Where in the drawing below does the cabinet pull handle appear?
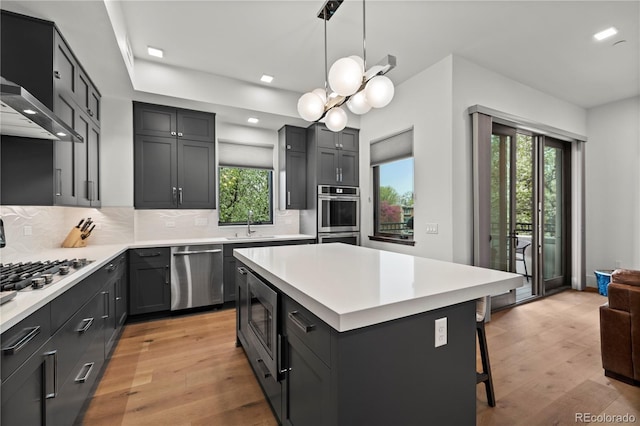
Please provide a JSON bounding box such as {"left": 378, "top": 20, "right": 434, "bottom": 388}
{"left": 2, "top": 326, "right": 41, "bottom": 355}
{"left": 44, "top": 350, "right": 58, "bottom": 399}
{"left": 165, "top": 265, "right": 170, "bottom": 285}
{"left": 76, "top": 317, "right": 94, "bottom": 333}
{"left": 278, "top": 334, "right": 290, "bottom": 376}
{"left": 101, "top": 291, "right": 110, "bottom": 319}
{"left": 340, "top": 143, "right": 344, "bottom": 148}
{"left": 137, "top": 252, "right": 161, "bottom": 257}
{"left": 53, "top": 70, "right": 61, "bottom": 79}
{"left": 173, "top": 249, "right": 221, "bottom": 256}
{"left": 178, "top": 187, "right": 183, "bottom": 205}
{"left": 87, "top": 180, "right": 94, "bottom": 201}
{"left": 288, "top": 311, "right": 315, "bottom": 333}
{"left": 287, "top": 191, "right": 291, "bottom": 206}
{"left": 87, "top": 109, "right": 94, "bottom": 117}
{"left": 74, "top": 362, "right": 95, "bottom": 383}
{"left": 177, "top": 132, "right": 183, "bottom": 137}
{"left": 336, "top": 168, "right": 340, "bottom": 182}
{"left": 55, "top": 169, "right": 62, "bottom": 196}
{"left": 237, "top": 267, "right": 248, "bottom": 275}
{"left": 256, "top": 358, "right": 271, "bottom": 378}
{"left": 287, "top": 144, "right": 291, "bottom": 150}
{"left": 171, "top": 131, "right": 177, "bottom": 136}
{"left": 339, "top": 168, "right": 343, "bottom": 182}
{"left": 106, "top": 263, "right": 115, "bottom": 272}
{"left": 172, "top": 186, "right": 177, "bottom": 203}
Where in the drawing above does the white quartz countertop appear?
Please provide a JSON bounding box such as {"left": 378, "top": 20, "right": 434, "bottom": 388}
{"left": 234, "top": 243, "right": 522, "bottom": 332}
{"left": 0, "top": 234, "right": 315, "bottom": 334}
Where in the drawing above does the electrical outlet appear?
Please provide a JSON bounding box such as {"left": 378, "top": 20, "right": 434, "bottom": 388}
{"left": 426, "top": 223, "right": 439, "bottom": 234}
{"left": 23, "top": 225, "right": 32, "bottom": 236}
{"left": 435, "top": 317, "right": 447, "bottom": 347}
{"left": 165, "top": 221, "right": 176, "bottom": 228}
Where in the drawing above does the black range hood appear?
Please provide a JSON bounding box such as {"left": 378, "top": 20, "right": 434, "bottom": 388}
{"left": 0, "top": 77, "right": 83, "bottom": 143}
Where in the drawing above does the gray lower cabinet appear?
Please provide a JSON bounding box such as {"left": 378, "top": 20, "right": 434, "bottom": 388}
{"left": 104, "top": 254, "right": 127, "bottom": 356}
{"left": 129, "top": 248, "right": 171, "bottom": 315}
{"left": 237, "top": 263, "right": 476, "bottom": 426}
{"left": 1, "top": 253, "right": 127, "bottom": 426}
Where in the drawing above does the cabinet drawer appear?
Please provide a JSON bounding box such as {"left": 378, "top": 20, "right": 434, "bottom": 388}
{"left": 53, "top": 290, "right": 105, "bottom": 387}
{"left": 51, "top": 265, "right": 107, "bottom": 333}
{"left": 284, "top": 297, "right": 331, "bottom": 366}
{"left": 129, "top": 247, "right": 170, "bottom": 264}
{"left": 1, "top": 304, "right": 52, "bottom": 382}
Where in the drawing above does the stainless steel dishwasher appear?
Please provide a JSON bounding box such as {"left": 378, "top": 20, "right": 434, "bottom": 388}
{"left": 170, "top": 244, "right": 223, "bottom": 310}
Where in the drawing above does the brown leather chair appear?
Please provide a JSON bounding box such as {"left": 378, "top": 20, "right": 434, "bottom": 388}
{"left": 600, "top": 269, "right": 640, "bottom": 386}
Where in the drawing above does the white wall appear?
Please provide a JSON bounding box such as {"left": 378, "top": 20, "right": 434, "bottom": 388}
{"left": 359, "top": 55, "right": 454, "bottom": 261}
{"left": 358, "top": 54, "right": 589, "bottom": 267}
{"left": 585, "top": 96, "right": 640, "bottom": 280}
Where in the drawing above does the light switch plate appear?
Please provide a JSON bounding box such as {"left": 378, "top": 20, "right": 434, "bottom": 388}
{"left": 426, "top": 223, "right": 438, "bottom": 234}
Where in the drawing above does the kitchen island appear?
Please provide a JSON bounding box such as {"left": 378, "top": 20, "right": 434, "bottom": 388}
{"left": 234, "top": 243, "right": 521, "bottom": 425}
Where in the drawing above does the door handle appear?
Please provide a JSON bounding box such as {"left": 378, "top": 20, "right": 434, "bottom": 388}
{"left": 173, "top": 249, "right": 222, "bottom": 255}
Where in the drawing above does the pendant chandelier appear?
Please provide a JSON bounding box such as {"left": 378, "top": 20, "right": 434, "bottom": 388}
{"left": 297, "top": 0, "right": 396, "bottom": 132}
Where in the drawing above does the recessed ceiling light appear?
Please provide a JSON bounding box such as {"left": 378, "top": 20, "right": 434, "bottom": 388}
{"left": 594, "top": 27, "right": 618, "bottom": 41}
{"left": 56, "top": 132, "right": 66, "bottom": 137}
{"left": 23, "top": 109, "right": 36, "bottom": 115}
{"left": 147, "top": 46, "right": 164, "bottom": 58}
{"left": 260, "top": 74, "right": 274, "bottom": 83}
{"left": 247, "top": 117, "right": 259, "bottom": 124}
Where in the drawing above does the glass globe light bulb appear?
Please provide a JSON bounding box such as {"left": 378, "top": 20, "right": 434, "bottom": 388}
{"left": 328, "top": 57, "right": 363, "bottom": 97}
{"left": 297, "top": 92, "right": 325, "bottom": 121}
{"left": 365, "top": 75, "right": 395, "bottom": 108}
{"left": 312, "top": 88, "right": 327, "bottom": 104}
{"left": 346, "top": 90, "right": 371, "bottom": 115}
{"left": 325, "top": 107, "right": 348, "bottom": 132}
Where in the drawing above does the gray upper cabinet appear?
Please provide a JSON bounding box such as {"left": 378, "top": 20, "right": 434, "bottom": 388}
{"left": 308, "top": 124, "right": 359, "bottom": 187}
{"left": 133, "top": 102, "right": 216, "bottom": 209}
{"left": 0, "top": 11, "right": 101, "bottom": 207}
{"left": 279, "top": 125, "right": 307, "bottom": 210}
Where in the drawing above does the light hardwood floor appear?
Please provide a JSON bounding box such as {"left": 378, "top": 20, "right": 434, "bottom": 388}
{"left": 83, "top": 290, "right": 640, "bottom": 425}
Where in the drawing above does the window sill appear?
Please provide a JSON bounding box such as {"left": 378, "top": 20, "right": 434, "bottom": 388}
{"left": 368, "top": 235, "right": 415, "bottom": 246}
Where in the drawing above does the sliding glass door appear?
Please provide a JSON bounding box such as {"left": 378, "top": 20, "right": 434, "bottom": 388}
{"left": 473, "top": 113, "right": 572, "bottom": 310}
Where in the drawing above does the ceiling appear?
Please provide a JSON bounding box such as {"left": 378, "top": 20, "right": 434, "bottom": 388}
{"left": 2, "top": 1, "right": 639, "bottom": 130}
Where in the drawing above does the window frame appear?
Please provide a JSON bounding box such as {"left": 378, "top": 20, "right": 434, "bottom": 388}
{"left": 217, "top": 166, "right": 274, "bottom": 226}
{"left": 370, "top": 158, "right": 415, "bottom": 246}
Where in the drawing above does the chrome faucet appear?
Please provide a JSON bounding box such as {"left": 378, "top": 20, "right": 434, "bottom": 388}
{"left": 247, "top": 210, "right": 256, "bottom": 237}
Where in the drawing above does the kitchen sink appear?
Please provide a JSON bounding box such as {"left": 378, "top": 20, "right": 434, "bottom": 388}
{"left": 225, "top": 235, "right": 276, "bottom": 241}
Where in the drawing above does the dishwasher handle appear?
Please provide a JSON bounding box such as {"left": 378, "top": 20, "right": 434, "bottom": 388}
{"left": 173, "top": 249, "right": 222, "bottom": 256}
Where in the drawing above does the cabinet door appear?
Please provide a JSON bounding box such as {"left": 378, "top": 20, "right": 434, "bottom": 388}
{"left": 115, "top": 258, "right": 128, "bottom": 329}
{"left": 317, "top": 148, "right": 340, "bottom": 185}
{"left": 104, "top": 279, "right": 118, "bottom": 356}
{"left": 283, "top": 333, "right": 332, "bottom": 426}
{"left": 316, "top": 125, "right": 339, "bottom": 149}
{"left": 129, "top": 261, "right": 171, "bottom": 315}
{"left": 53, "top": 30, "right": 77, "bottom": 102}
{"left": 76, "top": 69, "right": 101, "bottom": 127}
{"left": 223, "top": 256, "right": 237, "bottom": 303}
{"left": 339, "top": 128, "right": 359, "bottom": 152}
{"left": 133, "top": 103, "right": 177, "bottom": 138}
{"left": 176, "top": 139, "right": 216, "bottom": 209}
{"left": 285, "top": 150, "right": 307, "bottom": 209}
{"left": 284, "top": 126, "right": 306, "bottom": 152}
{"left": 75, "top": 112, "right": 91, "bottom": 207}
{"left": 88, "top": 85, "right": 101, "bottom": 127}
{"left": 177, "top": 109, "right": 215, "bottom": 142}
{"left": 53, "top": 94, "right": 78, "bottom": 206}
{"left": 339, "top": 151, "right": 359, "bottom": 186}
{"left": 134, "top": 135, "right": 178, "bottom": 208}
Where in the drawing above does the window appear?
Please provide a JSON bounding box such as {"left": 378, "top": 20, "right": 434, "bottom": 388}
{"left": 370, "top": 128, "right": 414, "bottom": 245}
{"left": 218, "top": 140, "right": 274, "bottom": 225}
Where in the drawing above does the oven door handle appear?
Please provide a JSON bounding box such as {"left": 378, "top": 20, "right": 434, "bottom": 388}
{"left": 318, "top": 195, "right": 360, "bottom": 201}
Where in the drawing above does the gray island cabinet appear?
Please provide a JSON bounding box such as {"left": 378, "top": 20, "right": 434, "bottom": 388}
{"left": 234, "top": 243, "right": 521, "bottom": 426}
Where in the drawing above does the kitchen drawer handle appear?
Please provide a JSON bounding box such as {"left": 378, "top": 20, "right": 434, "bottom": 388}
{"left": 171, "top": 131, "right": 177, "bottom": 136}
{"left": 173, "top": 249, "right": 221, "bottom": 256}
{"left": 2, "top": 326, "right": 41, "bottom": 355}
{"left": 177, "top": 132, "right": 183, "bottom": 137}
{"left": 102, "top": 291, "right": 110, "bottom": 319}
{"left": 178, "top": 187, "right": 183, "bottom": 205}
{"left": 256, "top": 359, "right": 271, "bottom": 378}
{"left": 74, "top": 362, "right": 95, "bottom": 383}
{"left": 44, "top": 350, "right": 58, "bottom": 399}
{"left": 165, "top": 265, "right": 170, "bottom": 285}
{"left": 288, "top": 311, "right": 315, "bottom": 333}
{"left": 53, "top": 70, "right": 61, "bottom": 79}
{"left": 137, "top": 252, "right": 161, "bottom": 257}
{"left": 76, "top": 317, "right": 94, "bottom": 333}
{"left": 237, "top": 267, "right": 248, "bottom": 275}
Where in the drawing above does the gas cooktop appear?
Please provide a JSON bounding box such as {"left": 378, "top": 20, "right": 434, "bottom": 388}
{"left": 0, "top": 258, "right": 93, "bottom": 304}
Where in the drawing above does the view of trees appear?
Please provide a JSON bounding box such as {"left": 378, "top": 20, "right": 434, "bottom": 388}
{"left": 378, "top": 185, "right": 414, "bottom": 224}
{"left": 219, "top": 167, "right": 272, "bottom": 224}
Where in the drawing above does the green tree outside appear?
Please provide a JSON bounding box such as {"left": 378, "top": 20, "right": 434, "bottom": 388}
{"left": 219, "top": 167, "right": 272, "bottom": 224}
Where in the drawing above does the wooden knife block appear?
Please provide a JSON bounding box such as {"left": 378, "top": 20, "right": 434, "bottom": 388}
{"left": 61, "top": 228, "right": 87, "bottom": 248}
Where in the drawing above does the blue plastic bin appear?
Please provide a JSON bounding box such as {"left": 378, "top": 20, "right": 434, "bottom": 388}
{"left": 594, "top": 270, "right": 614, "bottom": 296}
